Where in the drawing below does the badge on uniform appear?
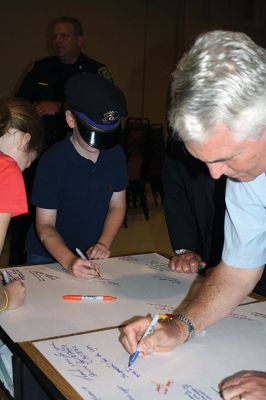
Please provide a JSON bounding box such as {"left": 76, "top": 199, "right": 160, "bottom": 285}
{"left": 98, "top": 67, "right": 113, "bottom": 82}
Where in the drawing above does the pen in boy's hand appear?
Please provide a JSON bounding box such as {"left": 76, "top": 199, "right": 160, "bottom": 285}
{"left": 76, "top": 247, "right": 87, "bottom": 260}
{"left": 75, "top": 248, "right": 101, "bottom": 277}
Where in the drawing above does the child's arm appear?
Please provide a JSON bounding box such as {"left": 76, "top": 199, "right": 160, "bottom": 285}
{"left": 36, "top": 207, "right": 99, "bottom": 279}
{"left": 86, "top": 190, "right": 126, "bottom": 259}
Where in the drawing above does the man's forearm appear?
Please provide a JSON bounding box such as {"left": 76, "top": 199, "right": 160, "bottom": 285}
{"left": 181, "top": 262, "right": 263, "bottom": 334}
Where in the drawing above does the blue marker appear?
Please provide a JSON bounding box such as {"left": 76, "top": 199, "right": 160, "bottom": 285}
{"left": 128, "top": 314, "right": 160, "bottom": 367}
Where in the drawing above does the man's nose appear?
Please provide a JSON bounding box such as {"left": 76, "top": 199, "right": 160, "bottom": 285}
{"left": 53, "top": 34, "right": 61, "bottom": 43}
{"left": 207, "top": 162, "right": 226, "bottom": 179}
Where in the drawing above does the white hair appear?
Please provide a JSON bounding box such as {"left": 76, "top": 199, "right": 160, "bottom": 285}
{"left": 168, "top": 30, "right": 266, "bottom": 142}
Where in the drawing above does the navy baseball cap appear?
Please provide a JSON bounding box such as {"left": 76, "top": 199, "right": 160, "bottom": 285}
{"left": 65, "top": 73, "right": 127, "bottom": 149}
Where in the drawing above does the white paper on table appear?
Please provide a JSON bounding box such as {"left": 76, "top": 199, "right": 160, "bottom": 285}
{"left": 34, "top": 303, "right": 266, "bottom": 400}
{"left": 0, "top": 254, "right": 199, "bottom": 342}
{"left": 231, "top": 300, "right": 266, "bottom": 323}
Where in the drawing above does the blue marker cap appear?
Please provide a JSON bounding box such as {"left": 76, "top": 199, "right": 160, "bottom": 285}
{"left": 128, "top": 350, "right": 140, "bottom": 367}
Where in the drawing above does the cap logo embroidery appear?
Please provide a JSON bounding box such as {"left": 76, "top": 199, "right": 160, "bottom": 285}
{"left": 102, "top": 110, "right": 119, "bottom": 123}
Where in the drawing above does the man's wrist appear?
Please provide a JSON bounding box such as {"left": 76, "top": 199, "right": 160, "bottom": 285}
{"left": 170, "top": 313, "right": 196, "bottom": 342}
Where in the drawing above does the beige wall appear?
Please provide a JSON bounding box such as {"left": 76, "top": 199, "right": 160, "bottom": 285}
{"left": 0, "top": 0, "right": 177, "bottom": 125}
{"left": 1, "top": 0, "right": 266, "bottom": 126}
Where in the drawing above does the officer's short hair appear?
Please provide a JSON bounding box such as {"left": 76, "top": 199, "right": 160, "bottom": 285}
{"left": 53, "top": 16, "right": 83, "bottom": 37}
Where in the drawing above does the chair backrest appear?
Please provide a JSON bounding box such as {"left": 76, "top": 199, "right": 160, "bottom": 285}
{"left": 143, "top": 123, "right": 165, "bottom": 180}
{"left": 123, "top": 117, "right": 150, "bottom": 181}
{"left": 127, "top": 154, "right": 143, "bottom": 181}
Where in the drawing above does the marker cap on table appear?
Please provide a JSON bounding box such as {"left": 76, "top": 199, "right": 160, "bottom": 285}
{"left": 63, "top": 295, "right": 116, "bottom": 301}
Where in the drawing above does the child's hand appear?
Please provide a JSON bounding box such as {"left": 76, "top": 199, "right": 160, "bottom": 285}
{"left": 86, "top": 243, "right": 111, "bottom": 260}
{"left": 5, "top": 281, "right": 26, "bottom": 309}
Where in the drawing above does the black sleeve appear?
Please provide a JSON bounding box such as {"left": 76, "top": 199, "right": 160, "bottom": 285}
{"left": 162, "top": 155, "right": 200, "bottom": 252}
{"left": 16, "top": 63, "right": 38, "bottom": 102}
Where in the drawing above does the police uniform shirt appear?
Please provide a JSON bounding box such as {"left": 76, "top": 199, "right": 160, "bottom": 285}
{"left": 17, "top": 52, "right": 113, "bottom": 146}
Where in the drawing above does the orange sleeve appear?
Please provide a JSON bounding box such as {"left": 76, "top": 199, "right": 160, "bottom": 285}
{"left": 0, "top": 153, "right": 28, "bottom": 217}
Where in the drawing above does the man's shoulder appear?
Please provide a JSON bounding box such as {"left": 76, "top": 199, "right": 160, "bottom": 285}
{"left": 78, "top": 53, "right": 113, "bottom": 82}
{"left": 28, "top": 56, "right": 60, "bottom": 72}
{"left": 78, "top": 52, "right": 105, "bottom": 67}
{"left": 227, "top": 173, "right": 266, "bottom": 190}
{"left": 226, "top": 173, "right": 266, "bottom": 206}
{"left": 35, "top": 55, "right": 59, "bottom": 65}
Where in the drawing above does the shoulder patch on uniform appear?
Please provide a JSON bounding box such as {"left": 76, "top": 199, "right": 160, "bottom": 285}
{"left": 98, "top": 66, "right": 113, "bottom": 82}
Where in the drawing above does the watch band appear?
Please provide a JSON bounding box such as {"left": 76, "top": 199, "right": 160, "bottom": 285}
{"left": 171, "top": 313, "right": 196, "bottom": 342}
{"left": 174, "top": 249, "right": 190, "bottom": 255}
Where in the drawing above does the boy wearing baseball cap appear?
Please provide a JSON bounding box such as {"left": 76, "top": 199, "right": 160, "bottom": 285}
{"left": 26, "top": 73, "right": 128, "bottom": 279}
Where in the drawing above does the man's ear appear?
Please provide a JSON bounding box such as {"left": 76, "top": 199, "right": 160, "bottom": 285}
{"left": 17, "top": 132, "right": 31, "bottom": 151}
{"left": 65, "top": 110, "right": 76, "bottom": 128}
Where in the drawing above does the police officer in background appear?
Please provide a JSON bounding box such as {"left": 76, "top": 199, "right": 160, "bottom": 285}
{"left": 10, "top": 16, "right": 113, "bottom": 265}
{"left": 16, "top": 16, "right": 113, "bottom": 147}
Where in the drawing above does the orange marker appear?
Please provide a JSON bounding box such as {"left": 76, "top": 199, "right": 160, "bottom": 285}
{"left": 63, "top": 295, "right": 116, "bottom": 301}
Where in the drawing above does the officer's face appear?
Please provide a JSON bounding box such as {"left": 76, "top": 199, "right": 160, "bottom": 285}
{"left": 52, "top": 22, "right": 83, "bottom": 64}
